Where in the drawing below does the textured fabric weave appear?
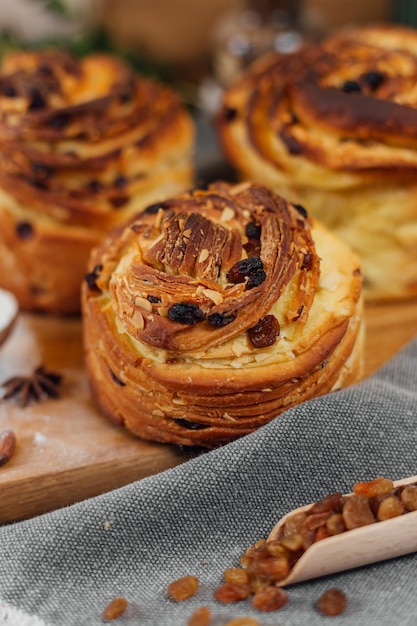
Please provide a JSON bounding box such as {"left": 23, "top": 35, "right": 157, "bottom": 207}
{"left": 0, "top": 337, "right": 416, "bottom": 625}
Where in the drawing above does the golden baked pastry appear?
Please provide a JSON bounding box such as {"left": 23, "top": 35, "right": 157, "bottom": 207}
{"left": 216, "top": 24, "right": 417, "bottom": 301}
{"left": 0, "top": 49, "right": 194, "bottom": 314}
{"left": 82, "top": 181, "right": 363, "bottom": 448}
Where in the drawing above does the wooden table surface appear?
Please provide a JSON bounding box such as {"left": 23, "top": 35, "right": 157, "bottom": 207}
{"left": 0, "top": 299, "right": 416, "bottom": 525}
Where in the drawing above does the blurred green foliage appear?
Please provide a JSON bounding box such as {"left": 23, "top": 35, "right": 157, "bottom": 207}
{"left": 0, "top": 0, "right": 174, "bottom": 84}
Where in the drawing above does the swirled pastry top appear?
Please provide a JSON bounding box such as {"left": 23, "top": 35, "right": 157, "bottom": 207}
{"left": 217, "top": 24, "right": 417, "bottom": 188}
{"left": 83, "top": 181, "right": 363, "bottom": 446}
{"left": 0, "top": 48, "right": 194, "bottom": 230}
{"left": 86, "top": 181, "right": 324, "bottom": 356}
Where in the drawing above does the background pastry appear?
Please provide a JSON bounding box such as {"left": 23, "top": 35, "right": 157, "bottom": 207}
{"left": 216, "top": 24, "right": 417, "bottom": 302}
{"left": 82, "top": 181, "right": 363, "bottom": 448}
{"left": 0, "top": 49, "right": 194, "bottom": 314}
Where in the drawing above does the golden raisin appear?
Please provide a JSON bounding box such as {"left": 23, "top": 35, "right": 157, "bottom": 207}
{"left": 252, "top": 585, "right": 288, "bottom": 612}
{"left": 187, "top": 606, "right": 211, "bottom": 626}
{"left": 266, "top": 540, "right": 289, "bottom": 558}
{"left": 314, "top": 525, "right": 331, "bottom": 542}
{"left": 240, "top": 539, "right": 266, "bottom": 568}
{"left": 326, "top": 513, "right": 346, "bottom": 536}
{"left": 377, "top": 495, "right": 404, "bottom": 521}
{"left": 102, "top": 597, "right": 128, "bottom": 621}
{"left": 279, "top": 533, "right": 304, "bottom": 552}
{"left": 224, "top": 567, "right": 249, "bottom": 585}
{"left": 304, "top": 511, "right": 332, "bottom": 531}
{"left": 342, "top": 494, "right": 375, "bottom": 529}
{"left": 282, "top": 512, "right": 307, "bottom": 537}
{"left": 353, "top": 477, "right": 393, "bottom": 498}
{"left": 309, "top": 493, "right": 342, "bottom": 514}
{"left": 215, "top": 582, "right": 251, "bottom": 603}
{"left": 225, "top": 618, "right": 259, "bottom": 626}
{"left": 168, "top": 575, "right": 199, "bottom": 601}
{"left": 316, "top": 588, "right": 347, "bottom": 616}
{"left": 249, "top": 556, "right": 290, "bottom": 582}
{"left": 401, "top": 485, "right": 417, "bottom": 511}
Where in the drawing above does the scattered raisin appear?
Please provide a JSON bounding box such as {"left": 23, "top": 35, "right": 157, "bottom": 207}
{"left": 376, "top": 495, "right": 404, "bottom": 521}
{"left": 143, "top": 201, "right": 169, "bottom": 214}
{"left": 342, "top": 494, "right": 375, "bottom": 530}
{"left": 175, "top": 419, "right": 209, "bottom": 431}
{"left": 147, "top": 295, "right": 161, "bottom": 303}
{"left": 208, "top": 311, "right": 236, "bottom": 327}
{"left": 48, "top": 112, "right": 70, "bottom": 129}
{"left": 293, "top": 203, "right": 308, "bottom": 218}
{"left": 248, "top": 315, "right": 280, "bottom": 348}
{"left": 102, "top": 596, "right": 128, "bottom": 621}
{"left": 246, "top": 270, "right": 266, "bottom": 289}
{"left": 401, "top": 485, "right": 417, "bottom": 511}
{"left": 1, "top": 83, "right": 17, "bottom": 98}
{"left": 109, "top": 196, "right": 129, "bottom": 209}
{"left": 227, "top": 257, "right": 264, "bottom": 284}
{"left": 301, "top": 251, "right": 313, "bottom": 270}
{"left": 16, "top": 221, "right": 34, "bottom": 240}
{"left": 85, "top": 264, "right": 103, "bottom": 292}
{"left": 353, "top": 477, "right": 393, "bottom": 498}
{"left": 32, "top": 162, "right": 54, "bottom": 179}
{"left": 28, "top": 88, "right": 46, "bottom": 110}
{"left": 168, "top": 302, "right": 206, "bottom": 325}
{"left": 188, "top": 606, "right": 211, "bottom": 626}
{"left": 109, "top": 369, "right": 126, "bottom": 387}
{"left": 245, "top": 221, "right": 261, "bottom": 240}
{"left": 316, "top": 588, "right": 347, "bottom": 616}
{"left": 250, "top": 555, "right": 290, "bottom": 582}
{"left": 341, "top": 80, "right": 361, "bottom": 93}
{"left": 280, "top": 130, "right": 303, "bottom": 154}
{"left": 119, "top": 91, "right": 132, "bottom": 104}
{"left": 279, "top": 532, "right": 304, "bottom": 552}
{"left": 309, "top": 493, "right": 343, "bottom": 514}
{"left": 215, "top": 582, "right": 251, "bottom": 603}
{"left": 223, "top": 568, "right": 249, "bottom": 585}
{"left": 114, "top": 175, "right": 128, "bottom": 188}
{"left": 252, "top": 586, "right": 288, "bottom": 612}
{"left": 192, "top": 180, "right": 209, "bottom": 191}
{"left": 223, "top": 106, "right": 237, "bottom": 121}
{"left": 225, "top": 618, "right": 259, "bottom": 626}
{"left": 303, "top": 511, "right": 332, "bottom": 531}
{"left": 168, "top": 575, "right": 199, "bottom": 601}
{"left": 362, "top": 70, "right": 384, "bottom": 90}
{"left": 326, "top": 513, "right": 346, "bottom": 536}
{"left": 88, "top": 179, "right": 104, "bottom": 193}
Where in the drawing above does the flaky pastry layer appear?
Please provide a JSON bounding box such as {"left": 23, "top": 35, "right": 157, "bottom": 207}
{"left": 216, "top": 24, "right": 417, "bottom": 301}
{"left": 82, "top": 181, "right": 363, "bottom": 447}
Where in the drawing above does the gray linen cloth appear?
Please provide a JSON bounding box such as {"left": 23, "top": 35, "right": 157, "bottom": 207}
{"left": 0, "top": 337, "right": 417, "bottom": 626}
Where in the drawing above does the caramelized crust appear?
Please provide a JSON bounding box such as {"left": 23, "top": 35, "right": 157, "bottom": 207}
{"left": 217, "top": 24, "right": 417, "bottom": 301}
{"left": 82, "top": 182, "right": 363, "bottom": 447}
{"left": 0, "top": 49, "right": 194, "bottom": 313}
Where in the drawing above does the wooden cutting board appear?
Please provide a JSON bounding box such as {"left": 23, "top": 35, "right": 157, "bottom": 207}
{"left": 1, "top": 300, "right": 417, "bottom": 524}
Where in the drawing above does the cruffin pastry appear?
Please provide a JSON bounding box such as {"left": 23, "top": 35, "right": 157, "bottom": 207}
{"left": 0, "top": 48, "right": 194, "bottom": 314}
{"left": 216, "top": 24, "right": 417, "bottom": 301}
{"left": 82, "top": 181, "right": 363, "bottom": 447}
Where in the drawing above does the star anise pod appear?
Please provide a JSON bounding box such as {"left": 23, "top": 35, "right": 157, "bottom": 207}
{"left": 0, "top": 365, "right": 62, "bottom": 408}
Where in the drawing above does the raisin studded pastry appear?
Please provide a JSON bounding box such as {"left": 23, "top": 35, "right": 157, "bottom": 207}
{"left": 82, "top": 181, "right": 363, "bottom": 448}
{"left": 0, "top": 49, "right": 194, "bottom": 314}
{"left": 216, "top": 24, "right": 417, "bottom": 301}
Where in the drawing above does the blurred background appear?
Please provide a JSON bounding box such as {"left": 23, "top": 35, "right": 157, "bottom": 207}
{"left": 1, "top": 0, "right": 413, "bottom": 180}
{"left": 0, "top": 0, "right": 415, "bottom": 111}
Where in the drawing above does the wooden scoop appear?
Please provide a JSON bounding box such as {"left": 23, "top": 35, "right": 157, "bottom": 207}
{"left": 0, "top": 288, "right": 19, "bottom": 348}
{"left": 267, "top": 475, "right": 417, "bottom": 586}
